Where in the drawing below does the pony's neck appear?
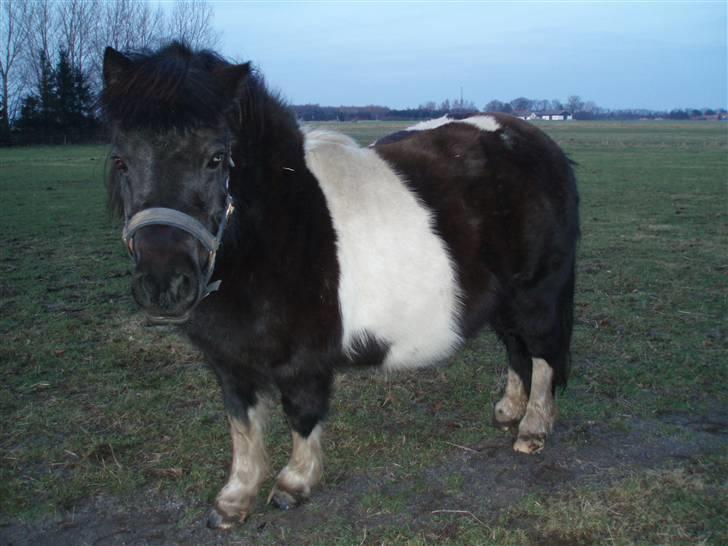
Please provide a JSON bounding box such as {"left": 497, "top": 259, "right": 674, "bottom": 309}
{"left": 224, "top": 79, "right": 331, "bottom": 278}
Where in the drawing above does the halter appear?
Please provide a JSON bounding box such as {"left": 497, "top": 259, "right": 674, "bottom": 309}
{"left": 121, "top": 173, "right": 235, "bottom": 310}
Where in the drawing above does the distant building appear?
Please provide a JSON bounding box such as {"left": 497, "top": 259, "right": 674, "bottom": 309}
{"left": 540, "top": 111, "right": 573, "bottom": 121}
{"left": 511, "top": 110, "right": 573, "bottom": 121}
{"left": 511, "top": 110, "right": 538, "bottom": 120}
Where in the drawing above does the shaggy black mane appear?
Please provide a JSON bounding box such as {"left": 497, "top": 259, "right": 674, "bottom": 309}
{"left": 102, "top": 41, "right": 241, "bottom": 131}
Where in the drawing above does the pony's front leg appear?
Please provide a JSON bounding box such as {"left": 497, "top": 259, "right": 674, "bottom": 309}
{"left": 268, "top": 370, "right": 332, "bottom": 510}
{"left": 206, "top": 365, "right": 268, "bottom": 529}
{"left": 208, "top": 404, "right": 267, "bottom": 528}
{"left": 268, "top": 424, "right": 324, "bottom": 509}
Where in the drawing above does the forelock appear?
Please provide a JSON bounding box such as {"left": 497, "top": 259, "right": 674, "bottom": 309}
{"left": 101, "top": 42, "right": 234, "bottom": 132}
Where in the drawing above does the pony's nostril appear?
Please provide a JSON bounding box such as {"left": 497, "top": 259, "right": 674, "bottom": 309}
{"left": 142, "top": 275, "right": 158, "bottom": 300}
{"left": 132, "top": 272, "right": 160, "bottom": 308}
{"left": 169, "top": 273, "right": 194, "bottom": 302}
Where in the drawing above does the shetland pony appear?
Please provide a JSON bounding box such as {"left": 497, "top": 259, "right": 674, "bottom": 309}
{"left": 101, "top": 42, "right": 579, "bottom": 528}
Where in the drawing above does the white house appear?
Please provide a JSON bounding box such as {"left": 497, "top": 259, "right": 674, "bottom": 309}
{"left": 540, "top": 111, "right": 573, "bottom": 121}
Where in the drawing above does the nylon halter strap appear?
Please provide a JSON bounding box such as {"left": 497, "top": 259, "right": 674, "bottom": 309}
{"left": 121, "top": 173, "right": 235, "bottom": 305}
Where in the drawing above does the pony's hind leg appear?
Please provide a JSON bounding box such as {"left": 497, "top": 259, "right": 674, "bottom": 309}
{"left": 268, "top": 369, "right": 332, "bottom": 510}
{"left": 493, "top": 335, "right": 531, "bottom": 430}
{"left": 496, "top": 267, "right": 574, "bottom": 454}
{"left": 513, "top": 357, "right": 556, "bottom": 453}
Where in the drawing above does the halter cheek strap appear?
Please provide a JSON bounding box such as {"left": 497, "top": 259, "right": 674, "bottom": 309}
{"left": 122, "top": 178, "right": 235, "bottom": 304}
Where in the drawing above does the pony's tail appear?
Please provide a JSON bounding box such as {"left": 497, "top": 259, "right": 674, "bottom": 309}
{"left": 553, "top": 257, "right": 576, "bottom": 392}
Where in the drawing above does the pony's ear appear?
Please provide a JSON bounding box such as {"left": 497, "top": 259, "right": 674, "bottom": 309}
{"left": 215, "top": 62, "right": 251, "bottom": 101}
{"left": 103, "top": 47, "right": 133, "bottom": 88}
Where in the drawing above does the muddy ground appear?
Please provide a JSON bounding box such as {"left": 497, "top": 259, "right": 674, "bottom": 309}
{"left": 2, "top": 410, "right": 725, "bottom": 546}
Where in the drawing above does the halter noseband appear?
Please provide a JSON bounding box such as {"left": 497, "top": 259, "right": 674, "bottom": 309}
{"left": 121, "top": 176, "right": 235, "bottom": 309}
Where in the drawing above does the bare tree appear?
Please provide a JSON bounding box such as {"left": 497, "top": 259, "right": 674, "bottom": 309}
{"left": 583, "top": 101, "right": 598, "bottom": 113}
{"left": 532, "top": 99, "right": 549, "bottom": 112}
{"left": 566, "top": 95, "right": 584, "bottom": 114}
{"left": 484, "top": 99, "right": 505, "bottom": 112}
{"left": 166, "top": 0, "right": 220, "bottom": 49}
{"left": 89, "top": 0, "right": 165, "bottom": 88}
{"left": 510, "top": 97, "right": 532, "bottom": 112}
{"left": 0, "top": 0, "right": 30, "bottom": 137}
{"left": 95, "top": 0, "right": 164, "bottom": 52}
{"left": 451, "top": 97, "right": 477, "bottom": 112}
{"left": 58, "top": 0, "right": 96, "bottom": 71}
{"left": 135, "top": 2, "right": 165, "bottom": 49}
{"left": 23, "top": 0, "right": 58, "bottom": 92}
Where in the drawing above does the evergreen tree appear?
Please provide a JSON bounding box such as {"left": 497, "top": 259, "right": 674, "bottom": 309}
{"left": 16, "top": 47, "right": 97, "bottom": 142}
{"left": 55, "top": 49, "right": 76, "bottom": 130}
{"left": 16, "top": 95, "right": 41, "bottom": 131}
{"left": 16, "top": 50, "right": 54, "bottom": 138}
{"left": 37, "top": 50, "right": 55, "bottom": 135}
{"left": 72, "top": 64, "right": 93, "bottom": 128}
{"left": 0, "top": 104, "right": 8, "bottom": 145}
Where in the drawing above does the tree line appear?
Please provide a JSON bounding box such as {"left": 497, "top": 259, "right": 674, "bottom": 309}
{"left": 481, "top": 96, "right": 725, "bottom": 121}
{"left": 293, "top": 95, "right": 725, "bottom": 123}
{"left": 1, "top": 0, "right": 218, "bottom": 145}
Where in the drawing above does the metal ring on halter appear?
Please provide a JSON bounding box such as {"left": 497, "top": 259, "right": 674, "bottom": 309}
{"left": 122, "top": 177, "right": 235, "bottom": 305}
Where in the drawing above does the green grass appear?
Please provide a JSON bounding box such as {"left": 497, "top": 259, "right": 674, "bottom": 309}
{"left": 1, "top": 121, "right": 726, "bottom": 543}
{"left": 508, "top": 455, "right": 728, "bottom": 545}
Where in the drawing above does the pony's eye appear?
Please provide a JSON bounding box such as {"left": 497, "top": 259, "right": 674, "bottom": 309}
{"left": 113, "top": 157, "right": 127, "bottom": 173}
{"left": 207, "top": 152, "right": 225, "bottom": 169}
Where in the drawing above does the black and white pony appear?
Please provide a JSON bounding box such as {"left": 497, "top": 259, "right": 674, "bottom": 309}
{"left": 101, "top": 42, "right": 579, "bottom": 528}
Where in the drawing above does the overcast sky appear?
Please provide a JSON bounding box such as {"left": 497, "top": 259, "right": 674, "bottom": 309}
{"left": 212, "top": 1, "right": 727, "bottom": 111}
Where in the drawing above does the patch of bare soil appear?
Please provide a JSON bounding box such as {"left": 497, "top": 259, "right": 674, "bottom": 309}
{"left": 1, "top": 411, "right": 725, "bottom": 546}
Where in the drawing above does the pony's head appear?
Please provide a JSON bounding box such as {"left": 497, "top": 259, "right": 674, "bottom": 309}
{"left": 102, "top": 42, "right": 249, "bottom": 323}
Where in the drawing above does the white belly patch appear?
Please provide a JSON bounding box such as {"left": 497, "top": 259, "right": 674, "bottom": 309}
{"left": 303, "top": 130, "right": 463, "bottom": 369}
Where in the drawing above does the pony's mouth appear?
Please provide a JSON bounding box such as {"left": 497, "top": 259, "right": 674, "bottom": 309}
{"left": 145, "top": 311, "right": 191, "bottom": 326}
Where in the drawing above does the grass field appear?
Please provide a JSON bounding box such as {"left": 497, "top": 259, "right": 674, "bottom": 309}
{"left": 1, "top": 121, "right": 726, "bottom": 545}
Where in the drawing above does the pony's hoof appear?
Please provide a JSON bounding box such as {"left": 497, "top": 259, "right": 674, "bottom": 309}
{"left": 493, "top": 397, "right": 527, "bottom": 432}
{"left": 513, "top": 434, "right": 545, "bottom": 454}
{"left": 207, "top": 503, "right": 250, "bottom": 529}
{"left": 207, "top": 508, "right": 235, "bottom": 529}
{"left": 492, "top": 413, "right": 520, "bottom": 431}
{"left": 267, "top": 485, "right": 305, "bottom": 511}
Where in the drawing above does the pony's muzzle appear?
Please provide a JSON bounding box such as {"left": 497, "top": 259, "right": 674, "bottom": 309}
{"left": 121, "top": 194, "right": 233, "bottom": 321}
{"left": 129, "top": 226, "right": 203, "bottom": 322}
{"left": 132, "top": 269, "right": 197, "bottom": 320}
